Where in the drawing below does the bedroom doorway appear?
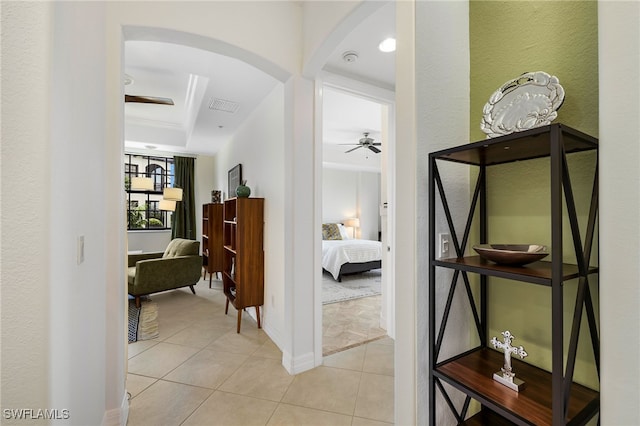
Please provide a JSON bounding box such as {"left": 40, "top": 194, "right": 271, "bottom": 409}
{"left": 319, "top": 83, "right": 395, "bottom": 356}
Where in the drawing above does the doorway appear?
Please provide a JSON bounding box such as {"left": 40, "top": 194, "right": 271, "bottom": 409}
{"left": 318, "top": 82, "right": 396, "bottom": 356}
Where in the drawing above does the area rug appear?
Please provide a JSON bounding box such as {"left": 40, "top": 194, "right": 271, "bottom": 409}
{"left": 128, "top": 298, "right": 159, "bottom": 343}
{"left": 322, "top": 269, "right": 382, "bottom": 304}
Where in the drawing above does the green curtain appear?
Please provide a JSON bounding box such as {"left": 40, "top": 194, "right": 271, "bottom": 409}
{"left": 171, "top": 156, "right": 196, "bottom": 240}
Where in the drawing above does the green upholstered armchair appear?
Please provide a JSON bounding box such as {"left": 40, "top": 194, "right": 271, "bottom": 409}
{"left": 128, "top": 238, "right": 202, "bottom": 307}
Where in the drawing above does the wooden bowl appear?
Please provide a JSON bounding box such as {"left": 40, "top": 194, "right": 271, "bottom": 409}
{"left": 472, "top": 244, "right": 548, "bottom": 266}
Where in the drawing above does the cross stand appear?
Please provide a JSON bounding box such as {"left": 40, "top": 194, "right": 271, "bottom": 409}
{"left": 490, "top": 330, "right": 528, "bottom": 392}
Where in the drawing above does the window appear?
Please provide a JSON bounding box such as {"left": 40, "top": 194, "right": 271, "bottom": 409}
{"left": 125, "top": 154, "right": 175, "bottom": 230}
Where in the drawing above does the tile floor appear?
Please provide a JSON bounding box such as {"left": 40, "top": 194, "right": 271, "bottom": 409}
{"left": 126, "top": 278, "right": 394, "bottom": 426}
{"left": 322, "top": 294, "right": 387, "bottom": 356}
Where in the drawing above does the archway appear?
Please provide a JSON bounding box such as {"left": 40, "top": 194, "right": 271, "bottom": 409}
{"left": 120, "top": 23, "right": 293, "bottom": 399}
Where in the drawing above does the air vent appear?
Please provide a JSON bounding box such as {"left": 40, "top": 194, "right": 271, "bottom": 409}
{"left": 209, "top": 98, "right": 240, "bottom": 113}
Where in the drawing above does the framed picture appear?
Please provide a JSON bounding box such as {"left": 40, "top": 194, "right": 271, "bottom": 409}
{"left": 228, "top": 164, "right": 242, "bottom": 198}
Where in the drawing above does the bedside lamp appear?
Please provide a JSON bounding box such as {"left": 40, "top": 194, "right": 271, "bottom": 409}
{"left": 344, "top": 217, "right": 360, "bottom": 239}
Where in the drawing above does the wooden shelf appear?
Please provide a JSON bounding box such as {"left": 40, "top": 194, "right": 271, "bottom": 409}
{"left": 433, "top": 257, "right": 598, "bottom": 286}
{"left": 202, "top": 203, "right": 224, "bottom": 287}
{"left": 430, "top": 124, "right": 597, "bottom": 167}
{"left": 436, "top": 349, "right": 599, "bottom": 426}
{"left": 461, "top": 408, "right": 517, "bottom": 425}
{"left": 222, "top": 197, "right": 264, "bottom": 333}
{"left": 428, "top": 124, "right": 600, "bottom": 425}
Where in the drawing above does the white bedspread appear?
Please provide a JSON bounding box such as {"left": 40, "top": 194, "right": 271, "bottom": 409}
{"left": 322, "top": 239, "right": 382, "bottom": 280}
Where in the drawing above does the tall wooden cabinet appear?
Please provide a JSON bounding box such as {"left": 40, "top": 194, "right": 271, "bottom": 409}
{"left": 428, "top": 124, "right": 599, "bottom": 425}
{"left": 202, "top": 203, "right": 224, "bottom": 287}
{"left": 222, "top": 197, "right": 264, "bottom": 333}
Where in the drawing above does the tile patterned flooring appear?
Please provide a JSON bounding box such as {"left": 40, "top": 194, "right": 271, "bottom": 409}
{"left": 126, "top": 278, "right": 394, "bottom": 426}
{"left": 323, "top": 294, "right": 387, "bottom": 356}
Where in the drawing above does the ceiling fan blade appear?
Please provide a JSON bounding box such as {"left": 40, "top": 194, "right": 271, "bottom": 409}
{"left": 345, "top": 146, "right": 363, "bottom": 153}
{"left": 368, "top": 145, "right": 381, "bottom": 154}
{"left": 372, "top": 142, "right": 382, "bottom": 146}
{"left": 125, "top": 95, "right": 174, "bottom": 105}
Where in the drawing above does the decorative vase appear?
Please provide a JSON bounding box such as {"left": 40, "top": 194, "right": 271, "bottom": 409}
{"left": 236, "top": 184, "right": 251, "bottom": 198}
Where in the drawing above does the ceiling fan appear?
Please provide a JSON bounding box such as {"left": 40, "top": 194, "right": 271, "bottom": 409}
{"left": 342, "top": 132, "right": 382, "bottom": 154}
{"left": 124, "top": 74, "right": 174, "bottom": 105}
{"left": 125, "top": 94, "right": 174, "bottom": 105}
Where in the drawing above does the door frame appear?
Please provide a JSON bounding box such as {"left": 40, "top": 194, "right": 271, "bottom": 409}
{"left": 313, "top": 72, "right": 396, "bottom": 362}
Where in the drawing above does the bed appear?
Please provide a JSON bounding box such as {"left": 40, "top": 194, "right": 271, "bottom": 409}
{"left": 321, "top": 223, "right": 382, "bottom": 281}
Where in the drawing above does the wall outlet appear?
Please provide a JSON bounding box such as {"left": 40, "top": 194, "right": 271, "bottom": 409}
{"left": 438, "top": 233, "right": 450, "bottom": 259}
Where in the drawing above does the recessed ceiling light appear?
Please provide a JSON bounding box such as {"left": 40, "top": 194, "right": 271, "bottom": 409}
{"left": 378, "top": 38, "right": 396, "bottom": 53}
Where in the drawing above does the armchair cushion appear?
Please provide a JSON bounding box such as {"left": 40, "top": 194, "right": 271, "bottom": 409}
{"left": 128, "top": 239, "right": 202, "bottom": 303}
{"left": 163, "top": 238, "right": 200, "bottom": 258}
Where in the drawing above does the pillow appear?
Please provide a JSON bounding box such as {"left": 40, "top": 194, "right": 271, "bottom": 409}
{"left": 322, "top": 223, "right": 342, "bottom": 240}
{"left": 337, "top": 223, "right": 351, "bottom": 239}
{"left": 163, "top": 238, "right": 200, "bottom": 258}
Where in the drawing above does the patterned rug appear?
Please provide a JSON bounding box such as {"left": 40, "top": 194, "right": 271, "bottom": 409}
{"left": 128, "top": 298, "right": 159, "bottom": 343}
{"left": 322, "top": 269, "right": 382, "bottom": 304}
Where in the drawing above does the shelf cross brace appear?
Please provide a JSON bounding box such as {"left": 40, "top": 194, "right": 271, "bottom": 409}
{"left": 433, "top": 164, "right": 486, "bottom": 356}
{"left": 435, "top": 377, "right": 465, "bottom": 424}
{"left": 562, "top": 155, "right": 600, "bottom": 417}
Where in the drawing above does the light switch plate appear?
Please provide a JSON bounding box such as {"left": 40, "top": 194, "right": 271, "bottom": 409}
{"left": 438, "top": 233, "right": 450, "bottom": 259}
{"left": 77, "top": 235, "right": 85, "bottom": 265}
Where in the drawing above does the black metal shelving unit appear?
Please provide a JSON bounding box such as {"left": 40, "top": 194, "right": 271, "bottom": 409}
{"left": 428, "top": 123, "right": 599, "bottom": 425}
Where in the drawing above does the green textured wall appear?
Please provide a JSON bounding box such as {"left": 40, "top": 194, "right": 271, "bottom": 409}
{"left": 470, "top": 1, "right": 599, "bottom": 141}
{"left": 469, "top": 1, "right": 599, "bottom": 389}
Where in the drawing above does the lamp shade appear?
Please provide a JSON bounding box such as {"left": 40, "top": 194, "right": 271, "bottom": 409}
{"left": 163, "top": 187, "right": 183, "bottom": 201}
{"left": 131, "top": 177, "right": 154, "bottom": 191}
{"left": 159, "top": 199, "right": 176, "bottom": 211}
{"left": 344, "top": 217, "right": 360, "bottom": 228}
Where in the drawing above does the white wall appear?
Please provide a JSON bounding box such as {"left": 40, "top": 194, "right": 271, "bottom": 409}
{"left": 599, "top": 1, "right": 640, "bottom": 424}
{"left": 399, "top": 1, "right": 471, "bottom": 425}
{"left": 358, "top": 171, "right": 381, "bottom": 241}
{"left": 49, "top": 4, "right": 113, "bottom": 422}
{"left": 1, "top": 1, "right": 54, "bottom": 417}
{"left": 212, "top": 84, "right": 287, "bottom": 350}
{"left": 2, "top": 2, "right": 122, "bottom": 424}
{"left": 322, "top": 168, "right": 380, "bottom": 240}
{"left": 127, "top": 231, "right": 172, "bottom": 253}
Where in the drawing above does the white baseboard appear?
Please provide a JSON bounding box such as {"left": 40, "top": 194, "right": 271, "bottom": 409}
{"left": 261, "top": 322, "right": 283, "bottom": 350}
{"left": 282, "top": 350, "right": 315, "bottom": 375}
{"left": 102, "top": 392, "right": 129, "bottom": 426}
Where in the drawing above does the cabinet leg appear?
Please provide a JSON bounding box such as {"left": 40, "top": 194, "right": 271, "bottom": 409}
{"left": 209, "top": 273, "right": 212, "bottom": 288}
{"left": 236, "top": 309, "right": 242, "bottom": 333}
{"left": 225, "top": 298, "right": 229, "bottom": 315}
{"left": 189, "top": 285, "right": 196, "bottom": 295}
{"left": 256, "top": 305, "right": 261, "bottom": 329}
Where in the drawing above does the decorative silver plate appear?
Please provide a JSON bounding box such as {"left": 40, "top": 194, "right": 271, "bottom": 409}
{"left": 481, "top": 71, "right": 565, "bottom": 138}
{"left": 473, "top": 244, "right": 548, "bottom": 266}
